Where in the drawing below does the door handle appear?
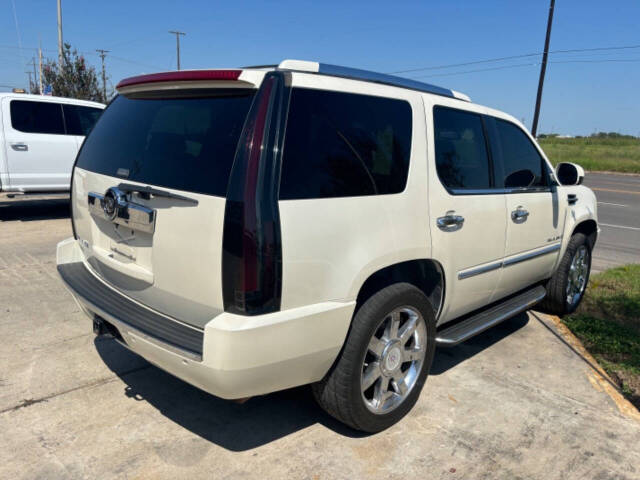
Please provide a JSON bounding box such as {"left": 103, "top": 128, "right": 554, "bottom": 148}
{"left": 511, "top": 206, "right": 529, "bottom": 223}
{"left": 437, "top": 211, "right": 465, "bottom": 232}
{"left": 10, "top": 143, "right": 28, "bottom": 152}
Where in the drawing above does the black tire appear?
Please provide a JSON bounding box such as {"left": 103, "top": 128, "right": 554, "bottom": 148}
{"left": 538, "top": 232, "right": 592, "bottom": 316}
{"left": 312, "top": 283, "right": 436, "bottom": 433}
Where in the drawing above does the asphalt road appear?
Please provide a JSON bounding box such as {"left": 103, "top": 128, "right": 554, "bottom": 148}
{"left": 583, "top": 172, "right": 640, "bottom": 273}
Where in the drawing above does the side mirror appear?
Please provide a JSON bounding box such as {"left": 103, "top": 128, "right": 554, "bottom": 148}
{"left": 555, "top": 162, "right": 584, "bottom": 186}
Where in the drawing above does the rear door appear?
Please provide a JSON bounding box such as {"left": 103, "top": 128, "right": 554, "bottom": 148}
{"left": 427, "top": 104, "right": 507, "bottom": 322}
{"left": 487, "top": 116, "right": 564, "bottom": 301}
{"left": 71, "top": 87, "right": 256, "bottom": 328}
{"left": 3, "top": 98, "right": 78, "bottom": 191}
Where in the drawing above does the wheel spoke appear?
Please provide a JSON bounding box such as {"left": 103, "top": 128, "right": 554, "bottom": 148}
{"left": 362, "top": 362, "right": 382, "bottom": 391}
{"left": 392, "top": 371, "right": 409, "bottom": 396}
{"left": 403, "top": 346, "right": 422, "bottom": 362}
{"left": 374, "top": 376, "right": 391, "bottom": 407}
{"left": 398, "top": 315, "right": 418, "bottom": 345}
{"left": 367, "top": 335, "right": 385, "bottom": 358}
{"left": 386, "top": 311, "right": 401, "bottom": 339}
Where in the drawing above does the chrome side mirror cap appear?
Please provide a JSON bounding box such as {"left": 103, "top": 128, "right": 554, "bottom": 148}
{"left": 555, "top": 162, "right": 585, "bottom": 186}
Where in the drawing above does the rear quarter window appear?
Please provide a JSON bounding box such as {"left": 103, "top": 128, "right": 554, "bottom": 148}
{"left": 279, "top": 88, "right": 412, "bottom": 199}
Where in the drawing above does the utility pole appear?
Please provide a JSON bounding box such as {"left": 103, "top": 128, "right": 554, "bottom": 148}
{"left": 531, "top": 0, "right": 555, "bottom": 138}
{"left": 169, "top": 30, "right": 186, "bottom": 70}
{"left": 57, "top": 0, "right": 63, "bottom": 66}
{"left": 96, "top": 49, "right": 110, "bottom": 101}
{"left": 26, "top": 57, "right": 37, "bottom": 92}
{"left": 38, "top": 40, "right": 43, "bottom": 94}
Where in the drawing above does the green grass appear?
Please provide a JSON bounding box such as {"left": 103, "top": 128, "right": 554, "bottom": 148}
{"left": 538, "top": 136, "right": 640, "bottom": 173}
{"left": 562, "top": 264, "right": 640, "bottom": 407}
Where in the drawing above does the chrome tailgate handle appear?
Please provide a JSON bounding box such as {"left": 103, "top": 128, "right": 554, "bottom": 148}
{"left": 437, "top": 211, "right": 465, "bottom": 232}
{"left": 511, "top": 206, "right": 530, "bottom": 223}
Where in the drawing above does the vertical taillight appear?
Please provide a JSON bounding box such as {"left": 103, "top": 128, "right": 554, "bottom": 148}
{"left": 222, "top": 72, "right": 290, "bottom": 315}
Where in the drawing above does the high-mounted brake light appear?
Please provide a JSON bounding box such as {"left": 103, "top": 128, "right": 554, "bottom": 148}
{"left": 116, "top": 69, "right": 242, "bottom": 90}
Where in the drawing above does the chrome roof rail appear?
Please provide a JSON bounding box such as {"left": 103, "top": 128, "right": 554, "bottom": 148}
{"left": 277, "top": 59, "right": 470, "bottom": 101}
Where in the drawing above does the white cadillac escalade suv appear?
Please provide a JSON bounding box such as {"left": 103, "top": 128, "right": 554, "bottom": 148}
{"left": 57, "top": 60, "right": 598, "bottom": 432}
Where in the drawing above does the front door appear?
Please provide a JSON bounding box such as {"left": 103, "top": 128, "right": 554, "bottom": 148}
{"left": 486, "top": 116, "right": 564, "bottom": 301}
{"left": 427, "top": 103, "right": 507, "bottom": 322}
{"left": 2, "top": 98, "right": 77, "bottom": 191}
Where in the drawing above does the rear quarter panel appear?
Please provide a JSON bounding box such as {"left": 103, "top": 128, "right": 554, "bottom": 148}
{"left": 278, "top": 74, "right": 431, "bottom": 310}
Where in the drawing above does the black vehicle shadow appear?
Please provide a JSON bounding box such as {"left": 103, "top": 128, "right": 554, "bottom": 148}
{"left": 431, "top": 312, "right": 529, "bottom": 375}
{"left": 94, "top": 312, "right": 529, "bottom": 451}
{"left": 94, "top": 337, "right": 367, "bottom": 452}
{"left": 0, "top": 197, "right": 70, "bottom": 221}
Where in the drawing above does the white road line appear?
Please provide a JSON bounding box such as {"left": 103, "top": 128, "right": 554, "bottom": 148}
{"left": 600, "top": 223, "right": 640, "bottom": 231}
{"left": 598, "top": 202, "right": 627, "bottom": 207}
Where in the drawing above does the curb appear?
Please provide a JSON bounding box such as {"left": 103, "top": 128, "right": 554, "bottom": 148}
{"left": 540, "top": 313, "right": 640, "bottom": 423}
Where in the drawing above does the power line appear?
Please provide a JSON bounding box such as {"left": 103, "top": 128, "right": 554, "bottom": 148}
{"left": 409, "top": 58, "right": 640, "bottom": 79}
{"left": 390, "top": 43, "right": 640, "bottom": 74}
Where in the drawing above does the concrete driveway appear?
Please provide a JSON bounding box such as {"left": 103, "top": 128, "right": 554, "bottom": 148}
{"left": 1, "top": 198, "right": 639, "bottom": 479}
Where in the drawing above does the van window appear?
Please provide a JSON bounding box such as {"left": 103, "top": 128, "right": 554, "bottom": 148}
{"left": 279, "top": 88, "right": 412, "bottom": 199}
{"left": 75, "top": 90, "right": 255, "bottom": 197}
{"left": 433, "top": 106, "right": 491, "bottom": 190}
{"left": 10, "top": 100, "right": 65, "bottom": 135}
{"left": 63, "top": 105, "right": 103, "bottom": 136}
{"left": 492, "top": 119, "right": 547, "bottom": 188}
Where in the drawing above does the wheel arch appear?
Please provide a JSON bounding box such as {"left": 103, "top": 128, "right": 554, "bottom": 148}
{"left": 571, "top": 218, "right": 598, "bottom": 250}
{"left": 354, "top": 259, "right": 445, "bottom": 320}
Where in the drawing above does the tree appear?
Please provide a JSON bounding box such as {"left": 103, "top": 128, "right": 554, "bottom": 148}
{"left": 36, "top": 43, "right": 105, "bottom": 103}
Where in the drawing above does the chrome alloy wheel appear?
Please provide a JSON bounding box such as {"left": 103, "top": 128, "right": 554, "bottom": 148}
{"left": 361, "top": 307, "right": 427, "bottom": 414}
{"left": 566, "top": 245, "right": 589, "bottom": 306}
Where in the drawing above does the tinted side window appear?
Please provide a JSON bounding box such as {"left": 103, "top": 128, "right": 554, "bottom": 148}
{"left": 63, "top": 105, "right": 103, "bottom": 136}
{"left": 280, "top": 88, "right": 412, "bottom": 199}
{"left": 10, "top": 100, "right": 65, "bottom": 134}
{"left": 493, "top": 119, "right": 546, "bottom": 188}
{"left": 433, "top": 107, "right": 491, "bottom": 190}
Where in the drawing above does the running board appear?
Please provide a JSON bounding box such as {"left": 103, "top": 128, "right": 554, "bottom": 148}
{"left": 435, "top": 285, "right": 546, "bottom": 347}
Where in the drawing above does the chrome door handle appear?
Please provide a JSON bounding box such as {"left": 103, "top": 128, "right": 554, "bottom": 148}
{"left": 10, "top": 143, "right": 28, "bottom": 152}
{"left": 437, "top": 211, "right": 465, "bottom": 232}
{"left": 511, "top": 206, "right": 529, "bottom": 223}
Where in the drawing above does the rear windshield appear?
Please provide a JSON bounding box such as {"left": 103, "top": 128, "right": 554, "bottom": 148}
{"left": 75, "top": 90, "right": 255, "bottom": 197}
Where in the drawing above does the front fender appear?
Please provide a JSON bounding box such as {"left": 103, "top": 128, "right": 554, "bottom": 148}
{"left": 554, "top": 185, "right": 598, "bottom": 271}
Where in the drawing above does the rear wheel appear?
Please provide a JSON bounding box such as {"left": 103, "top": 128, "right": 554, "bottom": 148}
{"left": 539, "top": 233, "right": 592, "bottom": 316}
{"left": 312, "top": 283, "right": 436, "bottom": 432}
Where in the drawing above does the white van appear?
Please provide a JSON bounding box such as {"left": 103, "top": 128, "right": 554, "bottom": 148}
{"left": 0, "top": 93, "right": 104, "bottom": 195}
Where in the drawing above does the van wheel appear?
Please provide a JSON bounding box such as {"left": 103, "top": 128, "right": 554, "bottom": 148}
{"left": 312, "top": 283, "right": 436, "bottom": 433}
{"left": 538, "top": 233, "right": 592, "bottom": 316}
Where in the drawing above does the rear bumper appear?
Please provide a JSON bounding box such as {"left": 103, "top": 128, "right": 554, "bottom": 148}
{"left": 56, "top": 237, "right": 355, "bottom": 399}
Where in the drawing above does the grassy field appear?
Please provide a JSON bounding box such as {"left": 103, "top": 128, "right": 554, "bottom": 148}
{"left": 538, "top": 136, "right": 640, "bottom": 173}
{"left": 562, "top": 264, "right": 640, "bottom": 408}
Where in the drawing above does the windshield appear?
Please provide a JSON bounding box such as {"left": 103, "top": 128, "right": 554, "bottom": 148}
{"left": 75, "top": 89, "right": 255, "bottom": 197}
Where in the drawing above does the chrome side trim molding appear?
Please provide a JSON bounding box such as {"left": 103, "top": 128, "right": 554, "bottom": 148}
{"left": 502, "top": 243, "right": 561, "bottom": 267}
{"left": 458, "top": 261, "right": 502, "bottom": 280}
{"left": 458, "top": 243, "right": 561, "bottom": 280}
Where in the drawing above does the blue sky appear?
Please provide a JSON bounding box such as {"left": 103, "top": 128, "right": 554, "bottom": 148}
{"left": 2, "top": 0, "right": 639, "bottom": 135}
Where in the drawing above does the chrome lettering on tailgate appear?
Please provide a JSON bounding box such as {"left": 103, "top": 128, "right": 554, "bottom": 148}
{"left": 88, "top": 187, "right": 156, "bottom": 234}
